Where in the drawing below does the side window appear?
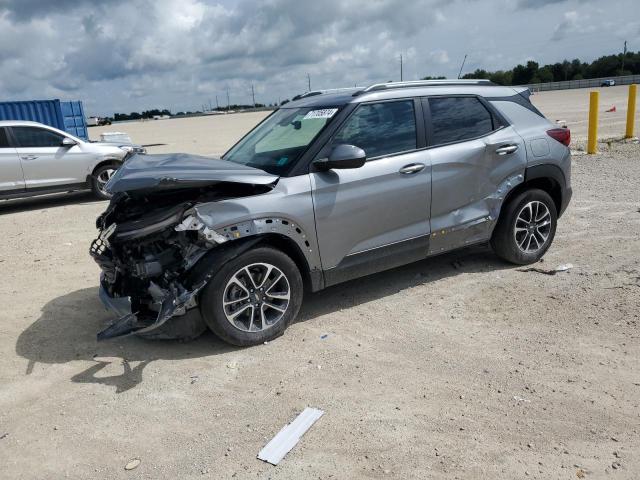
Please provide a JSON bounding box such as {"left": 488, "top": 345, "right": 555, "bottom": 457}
{"left": 0, "top": 128, "right": 9, "bottom": 148}
{"left": 12, "top": 127, "right": 65, "bottom": 148}
{"left": 332, "top": 100, "right": 417, "bottom": 159}
{"left": 428, "top": 97, "right": 494, "bottom": 146}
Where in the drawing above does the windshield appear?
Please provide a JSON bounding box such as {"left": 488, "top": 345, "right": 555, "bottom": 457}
{"left": 223, "top": 107, "right": 339, "bottom": 175}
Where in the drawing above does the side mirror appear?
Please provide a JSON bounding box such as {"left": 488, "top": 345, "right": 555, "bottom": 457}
{"left": 314, "top": 144, "right": 366, "bottom": 171}
{"left": 61, "top": 137, "right": 77, "bottom": 147}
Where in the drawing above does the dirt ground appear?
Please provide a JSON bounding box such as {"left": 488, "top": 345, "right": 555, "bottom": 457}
{"left": 1, "top": 98, "right": 639, "bottom": 479}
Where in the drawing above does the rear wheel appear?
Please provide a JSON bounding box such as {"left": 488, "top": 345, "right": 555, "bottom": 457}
{"left": 91, "top": 163, "right": 118, "bottom": 200}
{"left": 199, "top": 247, "right": 303, "bottom": 346}
{"left": 490, "top": 189, "right": 557, "bottom": 264}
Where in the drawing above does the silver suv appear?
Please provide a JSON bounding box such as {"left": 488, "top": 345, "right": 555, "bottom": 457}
{"left": 91, "top": 80, "right": 572, "bottom": 346}
{"left": 0, "top": 120, "right": 144, "bottom": 200}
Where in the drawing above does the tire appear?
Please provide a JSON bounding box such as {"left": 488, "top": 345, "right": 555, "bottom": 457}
{"left": 490, "top": 188, "right": 557, "bottom": 265}
{"left": 91, "top": 163, "right": 119, "bottom": 200}
{"left": 199, "top": 246, "right": 303, "bottom": 346}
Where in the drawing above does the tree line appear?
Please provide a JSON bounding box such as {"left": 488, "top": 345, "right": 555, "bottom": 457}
{"left": 454, "top": 50, "right": 640, "bottom": 85}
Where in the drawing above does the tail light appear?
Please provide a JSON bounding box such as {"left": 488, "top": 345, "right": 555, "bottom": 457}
{"left": 547, "top": 128, "right": 570, "bottom": 147}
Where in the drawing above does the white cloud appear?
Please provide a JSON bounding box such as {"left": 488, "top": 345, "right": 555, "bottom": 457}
{"left": 0, "top": 0, "right": 634, "bottom": 115}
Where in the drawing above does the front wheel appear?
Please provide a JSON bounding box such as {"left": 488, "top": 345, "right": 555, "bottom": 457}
{"left": 199, "top": 247, "right": 303, "bottom": 346}
{"left": 91, "top": 163, "right": 119, "bottom": 200}
{"left": 490, "top": 189, "right": 558, "bottom": 264}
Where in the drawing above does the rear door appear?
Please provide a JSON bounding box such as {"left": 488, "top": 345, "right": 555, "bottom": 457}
{"left": 11, "top": 126, "right": 88, "bottom": 189}
{"left": 0, "top": 127, "right": 25, "bottom": 193}
{"left": 311, "top": 99, "right": 431, "bottom": 285}
{"left": 425, "top": 95, "right": 527, "bottom": 254}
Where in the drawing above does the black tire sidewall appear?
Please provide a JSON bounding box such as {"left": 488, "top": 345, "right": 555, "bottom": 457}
{"left": 491, "top": 189, "right": 558, "bottom": 265}
{"left": 199, "top": 246, "right": 303, "bottom": 346}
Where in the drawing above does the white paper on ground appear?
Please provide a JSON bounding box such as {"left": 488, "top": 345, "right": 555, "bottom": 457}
{"left": 257, "top": 407, "right": 324, "bottom": 465}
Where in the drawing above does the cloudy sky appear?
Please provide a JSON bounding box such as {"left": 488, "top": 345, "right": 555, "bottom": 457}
{"left": 0, "top": 0, "right": 637, "bottom": 115}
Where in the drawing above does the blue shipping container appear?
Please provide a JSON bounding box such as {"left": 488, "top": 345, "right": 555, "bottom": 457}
{"left": 0, "top": 99, "right": 88, "bottom": 140}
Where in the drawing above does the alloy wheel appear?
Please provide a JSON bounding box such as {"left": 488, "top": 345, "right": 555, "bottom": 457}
{"left": 96, "top": 168, "right": 116, "bottom": 195}
{"left": 514, "top": 200, "right": 552, "bottom": 253}
{"left": 222, "top": 262, "right": 291, "bottom": 332}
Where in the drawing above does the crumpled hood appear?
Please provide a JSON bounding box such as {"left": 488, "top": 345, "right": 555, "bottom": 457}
{"left": 106, "top": 153, "right": 279, "bottom": 193}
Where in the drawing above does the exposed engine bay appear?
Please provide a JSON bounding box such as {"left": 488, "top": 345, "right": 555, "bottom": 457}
{"left": 89, "top": 153, "right": 277, "bottom": 340}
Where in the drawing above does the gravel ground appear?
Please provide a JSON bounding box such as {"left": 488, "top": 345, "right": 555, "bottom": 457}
{"left": 1, "top": 121, "right": 639, "bottom": 478}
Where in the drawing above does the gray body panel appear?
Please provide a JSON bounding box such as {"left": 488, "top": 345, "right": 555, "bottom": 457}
{"left": 428, "top": 125, "right": 527, "bottom": 254}
{"left": 193, "top": 175, "right": 322, "bottom": 273}
{"left": 311, "top": 149, "right": 431, "bottom": 269}
{"left": 106, "top": 153, "right": 279, "bottom": 193}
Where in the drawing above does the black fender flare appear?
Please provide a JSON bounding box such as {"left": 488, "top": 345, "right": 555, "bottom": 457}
{"left": 524, "top": 163, "right": 566, "bottom": 189}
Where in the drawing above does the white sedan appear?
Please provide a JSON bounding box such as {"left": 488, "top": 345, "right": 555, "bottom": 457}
{"left": 0, "top": 120, "right": 145, "bottom": 200}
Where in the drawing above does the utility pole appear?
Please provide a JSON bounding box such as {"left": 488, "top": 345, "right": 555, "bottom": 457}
{"left": 216, "top": 95, "right": 219, "bottom": 110}
{"left": 621, "top": 40, "right": 628, "bottom": 74}
{"left": 251, "top": 84, "right": 256, "bottom": 108}
{"left": 400, "top": 54, "right": 403, "bottom": 81}
{"left": 457, "top": 54, "right": 468, "bottom": 79}
{"left": 307, "top": 73, "right": 311, "bottom": 92}
{"left": 226, "top": 87, "right": 230, "bottom": 112}
{"left": 208, "top": 99, "right": 212, "bottom": 111}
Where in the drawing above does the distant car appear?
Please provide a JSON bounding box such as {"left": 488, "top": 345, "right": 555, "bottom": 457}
{"left": 601, "top": 80, "right": 615, "bottom": 87}
{"left": 0, "top": 120, "right": 145, "bottom": 200}
{"left": 87, "top": 116, "right": 112, "bottom": 126}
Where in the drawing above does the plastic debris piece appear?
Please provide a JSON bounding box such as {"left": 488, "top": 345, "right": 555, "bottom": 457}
{"left": 517, "top": 263, "right": 573, "bottom": 276}
{"left": 258, "top": 407, "right": 324, "bottom": 465}
{"left": 125, "top": 459, "right": 141, "bottom": 470}
{"left": 555, "top": 263, "right": 573, "bottom": 272}
{"left": 320, "top": 334, "right": 328, "bottom": 339}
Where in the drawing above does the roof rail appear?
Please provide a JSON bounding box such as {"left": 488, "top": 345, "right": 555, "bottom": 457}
{"left": 297, "top": 87, "right": 359, "bottom": 99}
{"left": 360, "top": 79, "right": 494, "bottom": 93}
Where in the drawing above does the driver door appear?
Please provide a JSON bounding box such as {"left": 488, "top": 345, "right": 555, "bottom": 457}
{"left": 310, "top": 99, "right": 431, "bottom": 286}
{"left": 11, "top": 126, "right": 87, "bottom": 189}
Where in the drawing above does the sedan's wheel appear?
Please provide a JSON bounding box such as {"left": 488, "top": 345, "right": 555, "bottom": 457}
{"left": 491, "top": 188, "right": 557, "bottom": 265}
{"left": 92, "top": 164, "right": 118, "bottom": 200}
{"left": 200, "top": 247, "right": 303, "bottom": 346}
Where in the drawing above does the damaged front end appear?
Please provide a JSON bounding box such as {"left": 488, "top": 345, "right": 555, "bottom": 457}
{"left": 89, "top": 153, "right": 278, "bottom": 340}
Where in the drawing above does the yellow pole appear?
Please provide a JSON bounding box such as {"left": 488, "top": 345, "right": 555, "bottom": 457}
{"left": 625, "top": 84, "right": 637, "bottom": 138}
{"left": 587, "top": 91, "right": 599, "bottom": 154}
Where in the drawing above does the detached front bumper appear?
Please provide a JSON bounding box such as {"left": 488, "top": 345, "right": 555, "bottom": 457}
{"left": 99, "top": 280, "right": 132, "bottom": 317}
{"left": 97, "top": 274, "right": 207, "bottom": 341}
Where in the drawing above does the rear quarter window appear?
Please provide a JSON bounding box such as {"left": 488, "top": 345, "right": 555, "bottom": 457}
{"left": 428, "top": 97, "right": 493, "bottom": 146}
{"left": 490, "top": 101, "right": 552, "bottom": 131}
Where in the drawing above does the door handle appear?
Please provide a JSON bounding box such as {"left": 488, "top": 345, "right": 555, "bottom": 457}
{"left": 21, "top": 155, "right": 38, "bottom": 161}
{"left": 495, "top": 145, "right": 518, "bottom": 155}
{"left": 399, "top": 163, "right": 425, "bottom": 174}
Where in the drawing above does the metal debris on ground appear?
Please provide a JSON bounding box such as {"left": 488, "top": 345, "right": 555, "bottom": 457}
{"left": 257, "top": 407, "right": 324, "bottom": 465}
{"left": 517, "top": 263, "right": 573, "bottom": 276}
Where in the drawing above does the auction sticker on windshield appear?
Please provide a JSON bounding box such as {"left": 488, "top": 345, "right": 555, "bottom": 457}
{"left": 303, "top": 109, "right": 338, "bottom": 120}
